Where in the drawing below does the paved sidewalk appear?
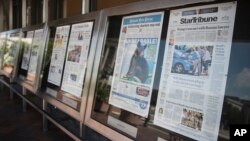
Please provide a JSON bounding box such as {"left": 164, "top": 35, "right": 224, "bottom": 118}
{"left": 0, "top": 86, "right": 73, "bottom": 141}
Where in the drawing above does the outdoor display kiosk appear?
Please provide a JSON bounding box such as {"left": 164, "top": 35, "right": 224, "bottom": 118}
{"left": 39, "top": 11, "right": 102, "bottom": 138}
{"left": 14, "top": 24, "right": 48, "bottom": 94}
{"left": 84, "top": 0, "right": 240, "bottom": 141}
{"left": 0, "top": 29, "right": 22, "bottom": 87}
{"left": 9, "top": 24, "right": 52, "bottom": 138}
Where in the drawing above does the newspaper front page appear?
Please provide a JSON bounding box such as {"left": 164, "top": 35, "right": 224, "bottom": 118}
{"left": 61, "top": 22, "right": 93, "bottom": 97}
{"left": 27, "top": 29, "right": 43, "bottom": 76}
{"left": 47, "top": 25, "right": 70, "bottom": 86}
{"left": 154, "top": 2, "right": 236, "bottom": 141}
{"left": 109, "top": 12, "right": 164, "bottom": 117}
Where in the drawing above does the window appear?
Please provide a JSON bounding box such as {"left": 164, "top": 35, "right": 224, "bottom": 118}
{"left": 13, "top": 0, "right": 22, "bottom": 28}
{"left": 26, "top": 0, "right": 43, "bottom": 25}
{"left": 48, "top": 0, "right": 63, "bottom": 21}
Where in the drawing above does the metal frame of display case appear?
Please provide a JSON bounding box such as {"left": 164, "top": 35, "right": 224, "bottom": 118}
{"left": 84, "top": 0, "right": 215, "bottom": 141}
{"left": 40, "top": 11, "right": 102, "bottom": 138}
{"left": 14, "top": 23, "right": 49, "bottom": 94}
{"left": 10, "top": 24, "right": 51, "bottom": 138}
{"left": 8, "top": 23, "right": 83, "bottom": 140}
{"left": 6, "top": 84, "right": 82, "bottom": 141}
{"left": 0, "top": 11, "right": 103, "bottom": 141}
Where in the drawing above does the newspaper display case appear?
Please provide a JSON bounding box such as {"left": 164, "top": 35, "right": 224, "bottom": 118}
{"left": 14, "top": 24, "right": 48, "bottom": 94}
{"left": 0, "top": 29, "right": 22, "bottom": 86}
{"left": 84, "top": 0, "right": 242, "bottom": 141}
{"left": 39, "top": 11, "right": 102, "bottom": 124}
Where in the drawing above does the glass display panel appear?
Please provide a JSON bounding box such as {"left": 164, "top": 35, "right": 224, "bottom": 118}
{"left": 27, "top": 29, "right": 44, "bottom": 84}
{"left": 153, "top": 2, "right": 236, "bottom": 141}
{"left": 2, "top": 32, "right": 20, "bottom": 75}
{"left": 61, "top": 22, "right": 93, "bottom": 98}
{"left": 108, "top": 12, "right": 164, "bottom": 117}
{"left": 41, "top": 21, "right": 94, "bottom": 110}
{"left": 21, "top": 31, "right": 34, "bottom": 71}
{"left": 90, "top": 1, "right": 250, "bottom": 141}
{"left": 91, "top": 11, "right": 171, "bottom": 140}
{"left": 17, "top": 31, "right": 35, "bottom": 80}
{"left": 0, "top": 34, "right": 6, "bottom": 69}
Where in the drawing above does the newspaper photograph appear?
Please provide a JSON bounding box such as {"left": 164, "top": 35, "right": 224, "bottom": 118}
{"left": 181, "top": 108, "right": 203, "bottom": 131}
{"left": 61, "top": 22, "right": 93, "bottom": 97}
{"left": 172, "top": 45, "right": 213, "bottom": 77}
{"left": 109, "top": 12, "right": 164, "bottom": 117}
{"left": 21, "top": 31, "right": 34, "bottom": 70}
{"left": 154, "top": 2, "right": 236, "bottom": 141}
{"left": 47, "top": 25, "right": 70, "bottom": 86}
{"left": 27, "top": 29, "right": 43, "bottom": 76}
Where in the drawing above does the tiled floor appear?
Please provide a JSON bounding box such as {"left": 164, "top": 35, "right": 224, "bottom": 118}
{"left": 0, "top": 85, "right": 73, "bottom": 141}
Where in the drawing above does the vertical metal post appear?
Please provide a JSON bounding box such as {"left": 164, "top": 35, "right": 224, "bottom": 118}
{"left": 22, "top": 87, "right": 27, "bottom": 112}
{"left": 0, "top": 76, "right": 3, "bottom": 90}
{"left": 43, "top": 100, "right": 48, "bottom": 132}
{"left": 22, "top": 0, "right": 27, "bottom": 27}
{"left": 9, "top": 0, "right": 13, "bottom": 29}
{"left": 9, "top": 88, "right": 14, "bottom": 100}
{"left": 0, "top": 82, "right": 3, "bottom": 90}
{"left": 79, "top": 122, "right": 84, "bottom": 138}
{"left": 43, "top": 0, "right": 48, "bottom": 22}
{"left": 63, "top": 0, "right": 67, "bottom": 18}
{"left": 82, "top": 0, "right": 90, "bottom": 14}
{"left": 0, "top": 1, "right": 4, "bottom": 31}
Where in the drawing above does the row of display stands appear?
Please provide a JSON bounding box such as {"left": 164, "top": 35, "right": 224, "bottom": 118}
{"left": 0, "top": 0, "right": 238, "bottom": 141}
{"left": 0, "top": 10, "right": 100, "bottom": 140}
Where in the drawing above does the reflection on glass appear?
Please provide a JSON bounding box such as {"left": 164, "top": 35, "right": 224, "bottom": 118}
{"left": 17, "top": 31, "right": 35, "bottom": 84}
{"left": 219, "top": 42, "right": 250, "bottom": 140}
{"left": 91, "top": 16, "right": 173, "bottom": 141}
{"left": 2, "top": 33, "right": 20, "bottom": 75}
{"left": 26, "top": 29, "right": 43, "bottom": 84}
{"left": 0, "top": 34, "right": 6, "bottom": 69}
{"left": 21, "top": 31, "right": 34, "bottom": 71}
